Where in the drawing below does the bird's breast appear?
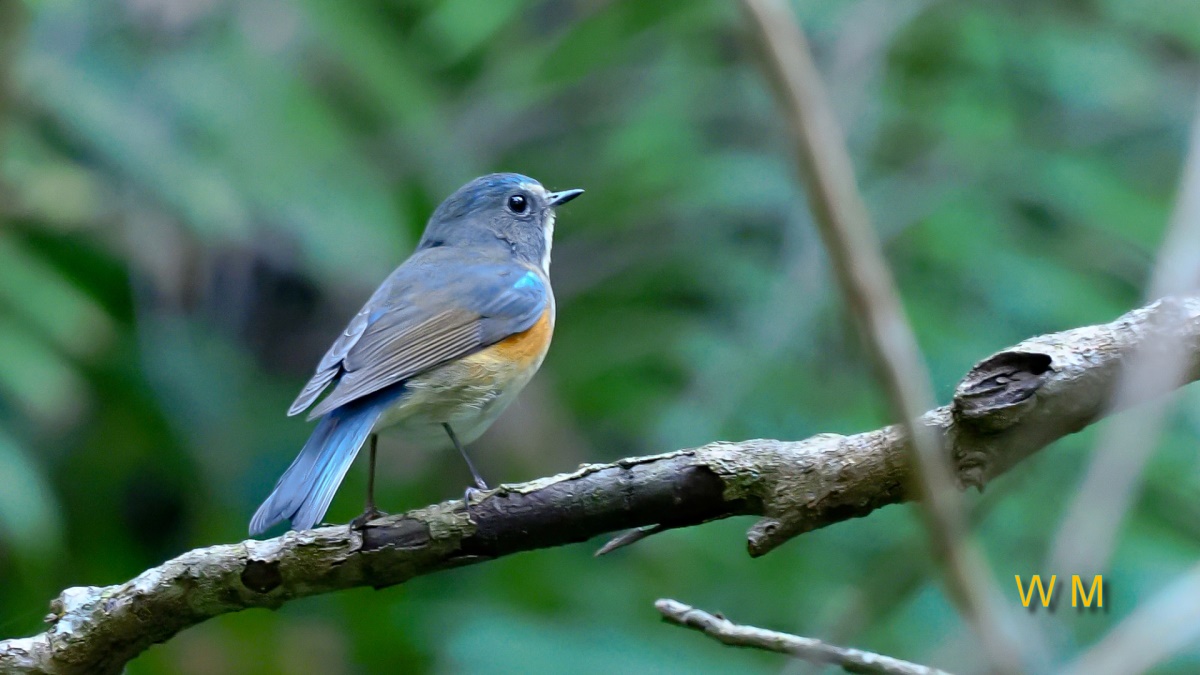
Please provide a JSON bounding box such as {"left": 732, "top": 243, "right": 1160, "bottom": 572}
{"left": 481, "top": 303, "right": 555, "bottom": 370}
{"left": 376, "top": 305, "right": 555, "bottom": 444}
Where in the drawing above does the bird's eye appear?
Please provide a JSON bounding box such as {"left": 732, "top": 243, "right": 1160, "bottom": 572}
{"left": 507, "top": 194, "right": 528, "bottom": 214}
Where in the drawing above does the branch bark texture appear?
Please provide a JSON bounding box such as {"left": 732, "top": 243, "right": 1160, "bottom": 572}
{"left": 2, "top": 296, "right": 1199, "bottom": 673}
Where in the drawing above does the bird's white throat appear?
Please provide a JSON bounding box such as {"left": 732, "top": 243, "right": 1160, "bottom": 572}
{"left": 541, "top": 211, "right": 555, "bottom": 274}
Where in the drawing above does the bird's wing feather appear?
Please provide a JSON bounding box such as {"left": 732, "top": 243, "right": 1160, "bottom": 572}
{"left": 287, "top": 306, "right": 372, "bottom": 416}
{"left": 290, "top": 256, "right": 548, "bottom": 419}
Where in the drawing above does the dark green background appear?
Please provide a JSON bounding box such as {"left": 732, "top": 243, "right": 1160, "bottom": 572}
{"left": 0, "top": 0, "right": 1198, "bottom": 672}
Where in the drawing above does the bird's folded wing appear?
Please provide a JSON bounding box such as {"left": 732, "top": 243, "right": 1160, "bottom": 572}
{"left": 286, "top": 305, "right": 371, "bottom": 416}
{"left": 288, "top": 262, "right": 547, "bottom": 419}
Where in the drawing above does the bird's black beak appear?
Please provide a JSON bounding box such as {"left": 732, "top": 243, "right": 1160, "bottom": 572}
{"left": 547, "top": 188, "right": 584, "bottom": 207}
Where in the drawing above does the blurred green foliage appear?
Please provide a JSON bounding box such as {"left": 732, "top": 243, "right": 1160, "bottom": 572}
{"left": 1, "top": 0, "right": 1199, "bottom": 672}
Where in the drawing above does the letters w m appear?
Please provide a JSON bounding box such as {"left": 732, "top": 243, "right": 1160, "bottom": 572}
{"left": 1015, "top": 575, "right": 1056, "bottom": 608}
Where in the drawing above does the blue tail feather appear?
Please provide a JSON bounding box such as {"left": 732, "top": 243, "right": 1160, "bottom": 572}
{"left": 250, "top": 398, "right": 389, "bottom": 536}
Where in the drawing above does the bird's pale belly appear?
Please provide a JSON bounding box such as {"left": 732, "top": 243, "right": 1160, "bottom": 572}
{"left": 375, "top": 307, "right": 554, "bottom": 447}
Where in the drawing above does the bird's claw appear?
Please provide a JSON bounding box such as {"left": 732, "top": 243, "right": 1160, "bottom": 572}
{"left": 350, "top": 506, "right": 386, "bottom": 531}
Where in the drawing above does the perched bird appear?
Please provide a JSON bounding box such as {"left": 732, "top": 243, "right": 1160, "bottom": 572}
{"left": 250, "top": 173, "right": 583, "bottom": 535}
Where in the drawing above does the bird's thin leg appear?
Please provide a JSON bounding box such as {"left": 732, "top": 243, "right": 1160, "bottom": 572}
{"left": 350, "top": 434, "right": 384, "bottom": 530}
{"left": 365, "top": 433, "right": 380, "bottom": 512}
{"left": 444, "top": 423, "right": 489, "bottom": 490}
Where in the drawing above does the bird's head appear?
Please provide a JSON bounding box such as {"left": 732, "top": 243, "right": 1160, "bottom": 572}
{"left": 419, "top": 173, "right": 584, "bottom": 272}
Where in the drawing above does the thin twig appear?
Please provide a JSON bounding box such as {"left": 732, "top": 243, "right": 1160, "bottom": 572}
{"left": 1049, "top": 91, "right": 1200, "bottom": 575}
{"left": 656, "top": 599, "right": 952, "bottom": 675}
{"left": 736, "top": 1, "right": 1022, "bottom": 671}
{"left": 595, "top": 524, "right": 669, "bottom": 556}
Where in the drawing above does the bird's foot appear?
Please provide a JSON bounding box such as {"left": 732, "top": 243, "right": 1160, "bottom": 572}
{"left": 463, "top": 486, "right": 482, "bottom": 505}
{"left": 350, "top": 506, "right": 387, "bottom": 531}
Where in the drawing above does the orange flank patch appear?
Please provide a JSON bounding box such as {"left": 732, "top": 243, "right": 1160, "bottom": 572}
{"left": 484, "top": 307, "right": 554, "bottom": 368}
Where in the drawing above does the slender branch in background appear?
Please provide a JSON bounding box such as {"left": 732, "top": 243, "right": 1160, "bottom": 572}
{"left": 1049, "top": 91, "right": 1200, "bottom": 575}
{"left": 1, "top": 296, "right": 1198, "bottom": 673}
{"left": 1061, "top": 560, "right": 1200, "bottom": 675}
{"left": 656, "top": 599, "right": 952, "bottom": 675}
{"left": 736, "top": 1, "right": 1022, "bottom": 671}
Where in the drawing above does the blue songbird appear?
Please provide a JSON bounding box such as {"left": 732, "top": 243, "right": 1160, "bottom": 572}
{"left": 250, "top": 174, "right": 583, "bottom": 535}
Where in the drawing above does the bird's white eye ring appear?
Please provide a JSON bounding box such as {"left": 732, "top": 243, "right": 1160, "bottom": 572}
{"left": 507, "top": 194, "right": 528, "bottom": 214}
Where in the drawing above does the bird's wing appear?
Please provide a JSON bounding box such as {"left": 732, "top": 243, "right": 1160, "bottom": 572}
{"left": 288, "top": 254, "right": 548, "bottom": 419}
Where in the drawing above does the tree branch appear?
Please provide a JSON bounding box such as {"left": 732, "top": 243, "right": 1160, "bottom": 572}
{"left": 3, "top": 296, "right": 1200, "bottom": 673}
{"left": 655, "top": 599, "right": 951, "bottom": 675}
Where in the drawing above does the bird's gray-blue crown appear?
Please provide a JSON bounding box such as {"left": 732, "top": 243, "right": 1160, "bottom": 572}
{"left": 419, "top": 173, "right": 583, "bottom": 272}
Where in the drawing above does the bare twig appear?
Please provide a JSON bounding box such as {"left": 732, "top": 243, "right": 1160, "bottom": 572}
{"left": 2, "top": 298, "right": 1199, "bottom": 673}
{"left": 737, "top": 1, "right": 1021, "bottom": 671}
{"left": 1050, "top": 92, "right": 1200, "bottom": 575}
{"left": 656, "top": 599, "right": 951, "bottom": 675}
{"left": 595, "top": 524, "right": 669, "bottom": 556}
